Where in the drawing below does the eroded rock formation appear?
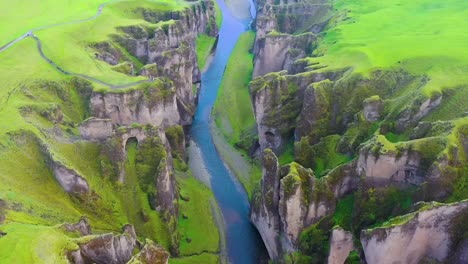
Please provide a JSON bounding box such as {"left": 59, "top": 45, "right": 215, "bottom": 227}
{"left": 79, "top": 118, "right": 113, "bottom": 140}
{"left": 328, "top": 227, "right": 355, "bottom": 264}
{"left": 128, "top": 239, "right": 170, "bottom": 264}
{"left": 252, "top": 149, "right": 350, "bottom": 259}
{"left": 62, "top": 216, "right": 92, "bottom": 236}
{"left": 251, "top": 149, "right": 282, "bottom": 258}
{"left": 361, "top": 201, "right": 468, "bottom": 264}
{"left": 52, "top": 162, "right": 90, "bottom": 195}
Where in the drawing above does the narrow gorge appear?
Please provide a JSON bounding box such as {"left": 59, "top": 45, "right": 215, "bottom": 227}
{"left": 0, "top": 0, "right": 467, "bottom": 264}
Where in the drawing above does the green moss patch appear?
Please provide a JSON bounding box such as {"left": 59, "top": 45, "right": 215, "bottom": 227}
{"left": 177, "top": 173, "right": 220, "bottom": 256}
{"left": 195, "top": 34, "right": 217, "bottom": 71}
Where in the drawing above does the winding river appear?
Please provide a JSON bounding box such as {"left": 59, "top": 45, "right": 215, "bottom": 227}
{"left": 188, "top": 0, "right": 268, "bottom": 263}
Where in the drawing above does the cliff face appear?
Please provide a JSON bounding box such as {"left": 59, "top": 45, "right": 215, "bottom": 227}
{"left": 251, "top": 150, "right": 352, "bottom": 259}
{"left": 90, "top": 86, "right": 186, "bottom": 127}
{"left": 250, "top": 70, "right": 344, "bottom": 152}
{"left": 357, "top": 148, "right": 424, "bottom": 186}
{"left": 66, "top": 219, "right": 170, "bottom": 264}
{"left": 279, "top": 163, "right": 335, "bottom": 247}
{"left": 253, "top": 33, "right": 315, "bottom": 77}
{"left": 92, "top": 0, "right": 218, "bottom": 128}
{"left": 251, "top": 149, "right": 282, "bottom": 258}
{"left": 361, "top": 201, "right": 468, "bottom": 264}
{"left": 253, "top": 0, "right": 331, "bottom": 77}
{"left": 328, "top": 227, "right": 355, "bottom": 264}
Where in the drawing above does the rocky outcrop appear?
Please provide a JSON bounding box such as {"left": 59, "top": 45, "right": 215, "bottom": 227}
{"left": 92, "top": 42, "right": 121, "bottom": 65}
{"left": 279, "top": 163, "right": 335, "bottom": 247}
{"left": 326, "top": 160, "right": 359, "bottom": 198}
{"left": 128, "top": 239, "right": 170, "bottom": 264}
{"left": 363, "top": 95, "right": 384, "bottom": 122}
{"left": 251, "top": 149, "right": 282, "bottom": 259}
{"left": 112, "top": 0, "right": 218, "bottom": 116}
{"left": 69, "top": 224, "right": 139, "bottom": 264}
{"left": 255, "top": 0, "right": 331, "bottom": 38}
{"left": 90, "top": 85, "right": 186, "bottom": 127}
{"left": 361, "top": 200, "right": 468, "bottom": 264}
{"left": 396, "top": 94, "right": 442, "bottom": 132}
{"left": 52, "top": 162, "right": 89, "bottom": 195}
{"left": 250, "top": 70, "right": 343, "bottom": 152}
{"left": 105, "top": 126, "right": 178, "bottom": 219}
{"left": 327, "top": 227, "right": 355, "bottom": 264}
{"left": 451, "top": 238, "right": 468, "bottom": 264}
{"left": 253, "top": 32, "right": 315, "bottom": 77}
{"left": 153, "top": 156, "right": 178, "bottom": 218}
{"left": 79, "top": 118, "right": 113, "bottom": 140}
{"left": 294, "top": 79, "right": 333, "bottom": 142}
{"left": 0, "top": 199, "right": 6, "bottom": 224}
{"left": 251, "top": 150, "right": 344, "bottom": 260}
{"left": 90, "top": 0, "right": 219, "bottom": 130}
{"left": 356, "top": 149, "right": 424, "bottom": 186}
{"left": 250, "top": 71, "right": 301, "bottom": 152}
{"left": 250, "top": 0, "right": 333, "bottom": 147}
{"left": 62, "top": 216, "right": 92, "bottom": 236}
{"left": 253, "top": 0, "right": 331, "bottom": 76}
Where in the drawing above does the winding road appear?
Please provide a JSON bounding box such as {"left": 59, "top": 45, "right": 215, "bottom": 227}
{"left": 0, "top": 0, "right": 177, "bottom": 89}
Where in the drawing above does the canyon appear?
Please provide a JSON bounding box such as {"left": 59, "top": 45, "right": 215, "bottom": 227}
{"left": 0, "top": 0, "right": 467, "bottom": 263}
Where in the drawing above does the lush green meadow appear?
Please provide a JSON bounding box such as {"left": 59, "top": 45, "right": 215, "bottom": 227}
{"left": 214, "top": 31, "right": 256, "bottom": 147}
{"left": 311, "top": 0, "right": 468, "bottom": 96}
{"left": 0, "top": 0, "right": 100, "bottom": 44}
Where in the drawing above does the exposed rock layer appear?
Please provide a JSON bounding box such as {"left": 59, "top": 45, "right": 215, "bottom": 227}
{"left": 361, "top": 201, "right": 468, "bottom": 264}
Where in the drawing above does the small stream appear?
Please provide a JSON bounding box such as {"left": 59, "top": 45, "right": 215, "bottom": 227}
{"left": 188, "top": 0, "right": 269, "bottom": 263}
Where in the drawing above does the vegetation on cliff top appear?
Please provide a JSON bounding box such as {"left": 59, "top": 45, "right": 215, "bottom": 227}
{"left": 310, "top": 0, "right": 468, "bottom": 96}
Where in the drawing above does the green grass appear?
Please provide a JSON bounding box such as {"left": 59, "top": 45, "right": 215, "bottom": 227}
{"left": 0, "top": 0, "right": 100, "bottom": 44}
{"left": 332, "top": 194, "right": 354, "bottom": 231}
{"left": 170, "top": 253, "right": 219, "bottom": 264}
{"left": 35, "top": 1, "right": 157, "bottom": 85}
{"left": 278, "top": 141, "right": 295, "bottom": 165}
{"left": 213, "top": 0, "right": 222, "bottom": 28}
{"left": 177, "top": 173, "right": 220, "bottom": 256}
{"left": 213, "top": 31, "right": 256, "bottom": 145}
{"left": 196, "top": 34, "right": 217, "bottom": 70}
{"left": 310, "top": 0, "right": 468, "bottom": 96}
{"left": 120, "top": 139, "right": 171, "bottom": 248}
{"left": 384, "top": 132, "right": 409, "bottom": 143}
{"left": 0, "top": 135, "right": 85, "bottom": 227}
{"left": 0, "top": 222, "right": 78, "bottom": 264}
{"left": 1, "top": 0, "right": 191, "bottom": 91}
{"left": 311, "top": 135, "right": 352, "bottom": 177}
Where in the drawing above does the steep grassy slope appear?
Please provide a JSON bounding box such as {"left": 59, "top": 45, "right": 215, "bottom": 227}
{"left": 0, "top": 222, "right": 79, "bottom": 263}
{"left": 311, "top": 0, "right": 468, "bottom": 96}
{"left": 196, "top": 34, "right": 217, "bottom": 71}
{"left": 214, "top": 31, "right": 256, "bottom": 149}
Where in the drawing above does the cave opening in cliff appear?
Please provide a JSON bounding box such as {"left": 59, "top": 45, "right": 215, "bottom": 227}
{"left": 125, "top": 137, "right": 138, "bottom": 151}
